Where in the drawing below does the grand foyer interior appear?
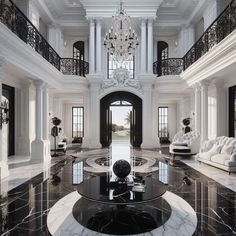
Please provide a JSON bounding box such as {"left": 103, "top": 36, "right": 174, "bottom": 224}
{"left": 0, "top": 0, "right": 236, "bottom": 235}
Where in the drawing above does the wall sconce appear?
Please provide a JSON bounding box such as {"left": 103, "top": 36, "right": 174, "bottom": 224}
{"left": 0, "top": 100, "right": 9, "bottom": 129}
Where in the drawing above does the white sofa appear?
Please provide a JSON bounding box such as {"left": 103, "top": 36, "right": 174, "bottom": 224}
{"left": 169, "top": 131, "right": 200, "bottom": 157}
{"left": 197, "top": 136, "right": 236, "bottom": 174}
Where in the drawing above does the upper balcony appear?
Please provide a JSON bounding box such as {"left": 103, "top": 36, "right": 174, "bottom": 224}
{"left": 153, "top": 0, "right": 236, "bottom": 78}
{"left": 0, "top": 0, "right": 89, "bottom": 77}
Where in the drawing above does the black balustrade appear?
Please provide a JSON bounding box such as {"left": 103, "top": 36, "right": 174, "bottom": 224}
{"left": 0, "top": 0, "right": 89, "bottom": 76}
{"left": 154, "top": 0, "right": 236, "bottom": 77}
{"left": 183, "top": 0, "right": 236, "bottom": 70}
{"left": 60, "top": 58, "right": 89, "bottom": 76}
{"left": 153, "top": 58, "right": 183, "bottom": 76}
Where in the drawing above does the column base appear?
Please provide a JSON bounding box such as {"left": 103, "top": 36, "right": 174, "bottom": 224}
{"left": 31, "top": 139, "right": 51, "bottom": 163}
{"left": 0, "top": 161, "right": 9, "bottom": 180}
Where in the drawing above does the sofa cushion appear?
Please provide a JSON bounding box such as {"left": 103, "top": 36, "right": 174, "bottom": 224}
{"left": 211, "top": 154, "right": 230, "bottom": 165}
{"left": 221, "top": 144, "right": 234, "bottom": 155}
{"left": 198, "top": 152, "right": 214, "bottom": 161}
{"left": 209, "top": 144, "right": 223, "bottom": 154}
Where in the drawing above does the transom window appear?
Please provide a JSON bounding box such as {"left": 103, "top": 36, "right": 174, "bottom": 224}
{"left": 111, "top": 100, "right": 132, "bottom": 106}
{"left": 72, "top": 107, "right": 84, "bottom": 138}
{"left": 108, "top": 54, "right": 134, "bottom": 79}
{"left": 158, "top": 107, "right": 168, "bottom": 138}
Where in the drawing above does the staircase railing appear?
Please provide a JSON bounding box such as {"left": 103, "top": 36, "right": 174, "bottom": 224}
{"left": 0, "top": 0, "right": 89, "bottom": 76}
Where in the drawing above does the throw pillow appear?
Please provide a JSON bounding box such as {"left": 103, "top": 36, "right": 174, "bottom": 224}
{"left": 221, "top": 144, "right": 234, "bottom": 155}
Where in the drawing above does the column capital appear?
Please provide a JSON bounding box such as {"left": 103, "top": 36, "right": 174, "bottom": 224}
{"left": 200, "top": 80, "right": 210, "bottom": 87}
{"left": 21, "top": 79, "right": 32, "bottom": 88}
{"left": 147, "top": 17, "right": 155, "bottom": 24}
{"left": 88, "top": 17, "right": 95, "bottom": 24}
{"left": 34, "top": 80, "right": 45, "bottom": 89}
{"left": 95, "top": 17, "right": 103, "bottom": 24}
{"left": 140, "top": 17, "right": 147, "bottom": 24}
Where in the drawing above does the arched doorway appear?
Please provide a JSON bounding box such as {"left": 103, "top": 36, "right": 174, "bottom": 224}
{"left": 100, "top": 92, "right": 142, "bottom": 147}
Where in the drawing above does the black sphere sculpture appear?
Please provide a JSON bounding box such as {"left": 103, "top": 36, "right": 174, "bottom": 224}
{"left": 113, "top": 159, "right": 131, "bottom": 180}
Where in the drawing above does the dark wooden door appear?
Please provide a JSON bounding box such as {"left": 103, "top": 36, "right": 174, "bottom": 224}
{"left": 2, "top": 84, "right": 15, "bottom": 156}
{"left": 100, "top": 92, "right": 142, "bottom": 147}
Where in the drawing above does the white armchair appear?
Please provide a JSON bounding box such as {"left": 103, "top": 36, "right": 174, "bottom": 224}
{"left": 169, "top": 131, "right": 200, "bottom": 156}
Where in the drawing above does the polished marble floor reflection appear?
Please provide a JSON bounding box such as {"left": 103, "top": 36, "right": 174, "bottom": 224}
{"left": 0, "top": 145, "right": 236, "bottom": 235}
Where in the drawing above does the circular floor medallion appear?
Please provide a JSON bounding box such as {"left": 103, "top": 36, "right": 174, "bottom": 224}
{"left": 47, "top": 191, "right": 197, "bottom": 236}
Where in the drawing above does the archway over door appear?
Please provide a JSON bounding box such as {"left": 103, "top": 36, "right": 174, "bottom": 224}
{"left": 100, "top": 91, "right": 142, "bottom": 147}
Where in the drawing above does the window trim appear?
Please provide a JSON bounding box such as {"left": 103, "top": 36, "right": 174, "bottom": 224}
{"left": 72, "top": 107, "right": 84, "bottom": 138}
{"left": 158, "top": 107, "right": 168, "bottom": 138}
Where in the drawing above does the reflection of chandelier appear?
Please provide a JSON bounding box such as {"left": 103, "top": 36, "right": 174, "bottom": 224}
{"left": 104, "top": 2, "right": 139, "bottom": 62}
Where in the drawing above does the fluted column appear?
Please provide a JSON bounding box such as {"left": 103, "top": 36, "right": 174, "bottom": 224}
{"left": 35, "top": 80, "right": 44, "bottom": 140}
{"left": 31, "top": 80, "right": 50, "bottom": 163}
{"left": 0, "top": 56, "right": 9, "bottom": 179}
{"left": 96, "top": 19, "right": 102, "bottom": 73}
{"left": 147, "top": 18, "right": 153, "bottom": 73}
{"left": 214, "top": 80, "right": 227, "bottom": 136}
{"left": 89, "top": 19, "right": 95, "bottom": 74}
{"left": 200, "top": 81, "right": 209, "bottom": 142}
{"left": 194, "top": 85, "right": 201, "bottom": 133}
{"left": 141, "top": 18, "right": 147, "bottom": 74}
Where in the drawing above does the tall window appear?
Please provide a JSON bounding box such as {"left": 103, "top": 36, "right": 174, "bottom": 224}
{"left": 72, "top": 107, "right": 84, "bottom": 138}
{"left": 158, "top": 107, "right": 168, "bottom": 138}
{"left": 157, "top": 41, "right": 168, "bottom": 61}
{"left": 73, "top": 41, "right": 84, "bottom": 61}
{"left": 108, "top": 54, "right": 134, "bottom": 79}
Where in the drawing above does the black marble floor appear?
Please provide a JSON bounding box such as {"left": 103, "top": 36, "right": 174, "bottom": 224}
{"left": 0, "top": 149, "right": 236, "bottom": 236}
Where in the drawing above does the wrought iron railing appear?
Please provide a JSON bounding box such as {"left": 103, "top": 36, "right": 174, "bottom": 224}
{"left": 153, "top": 58, "right": 183, "bottom": 76}
{"left": 154, "top": 0, "right": 236, "bottom": 76}
{"left": 60, "top": 58, "right": 89, "bottom": 76}
{"left": 0, "top": 0, "right": 89, "bottom": 76}
{"left": 183, "top": 0, "right": 236, "bottom": 70}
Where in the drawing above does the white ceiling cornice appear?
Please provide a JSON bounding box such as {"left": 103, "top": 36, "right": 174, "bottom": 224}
{"left": 80, "top": 0, "right": 164, "bottom": 18}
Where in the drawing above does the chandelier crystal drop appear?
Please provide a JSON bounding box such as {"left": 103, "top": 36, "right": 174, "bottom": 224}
{"left": 104, "top": 2, "right": 139, "bottom": 62}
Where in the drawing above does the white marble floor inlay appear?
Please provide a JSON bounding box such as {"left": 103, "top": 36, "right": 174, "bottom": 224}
{"left": 182, "top": 159, "right": 236, "bottom": 192}
{"left": 47, "top": 191, "right": 197, "bottom": 236}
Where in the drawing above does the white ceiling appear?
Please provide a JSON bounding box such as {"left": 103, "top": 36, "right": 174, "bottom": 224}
{"left": 36, "top": 0, "right": 210, "bottom": 37}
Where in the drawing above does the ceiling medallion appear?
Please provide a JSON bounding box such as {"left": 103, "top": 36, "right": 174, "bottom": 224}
{"left": 104, "top": 2, "right": 139, "bottom": 63}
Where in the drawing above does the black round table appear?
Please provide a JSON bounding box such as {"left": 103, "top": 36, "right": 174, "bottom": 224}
{"left": 77, "top": 174, "right": 167, "bottom": 205}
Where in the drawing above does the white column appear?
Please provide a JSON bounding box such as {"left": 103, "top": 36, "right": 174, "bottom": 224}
{"left": 194, "top": 85, "right": 201, "bottom": 133}
{"left": 17, "top": 81, "right": 31, "bottom": 156}
{"left": 31, "top": 80, "right": 50, "bottom": 163}
{"left": 89, "top": 19, "right": 95, "bottom": 74}
{"left": 43, "top": 84, "right": 50, "bottom": 157}
{"left": 89, "top": 82, "right": 101, "bottom": 148}
{"left": 0, "top": 57, "right": 9, "bottom": 179}
{"left": 215, "top": 80, "right": 227, "bottom": 136}
{"left": 96, "top": 19, "right": 102, "bottom": 74}
{"left": 35, "top": 80, "right": 44, "bottom": 140}
{"left": 43, "top": 85, "right": 49, "bottom": 140}
{"left": 142, "top": 81, "right": 156, "bottom": 148}
{"left": 140, "top": 18, "right": 147, "bottom": 74}
{"left": 147, "top": 18, "right": 154, "bottom": 73}
{"left": 82, "top": 91, "right": 90, "bottom": 148}
{"left": 200, "top": 81, "right": 209, "bottom": 143}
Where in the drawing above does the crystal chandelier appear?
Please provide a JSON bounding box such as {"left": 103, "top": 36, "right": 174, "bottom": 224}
{"left": 104, "top": 2, "right": 139, "bottom": 62}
